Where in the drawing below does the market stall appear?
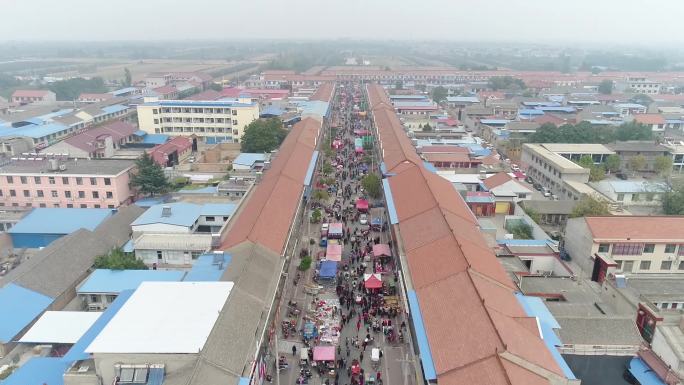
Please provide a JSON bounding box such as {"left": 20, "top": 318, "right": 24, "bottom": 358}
{"left": 364, "top": 273, "right": 383, "bottom": 290}
{"left": 312, "top": 345, "right": 336, "bottom": 376}
{"left": 356, "top": 199, "right": 369, "bottom": 213}
{"left": 318, "top": 260, "right": 338, "bottom": 284}
{"left": 372, "top": 244, "right": 391, "bottom": 258}
{"left": 312, "top": 298, "right": 341, "bottom": 344}
{"left": 328, "top": 222, "right": 344, "bottom": 239}
{"left": 325, "top": 244, "right": 343, "bottom": 262}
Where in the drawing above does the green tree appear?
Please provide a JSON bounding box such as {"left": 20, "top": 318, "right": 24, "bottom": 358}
{"left": 570, "top": 196, "right": 610, "bottom": 218}
{"left": 630, "top": 93, "right": 653, "bottom": 107}
{"left": 312, "top": 189, "right": 330, "bottom": 202}
{"left": 123, "top": 67, "right": 132, "bottom": 87}
{"left": 47, "top": 77, "right": 107, "bottom": 100}
{"left": 131, "top": 152, "right": 170, "bottom": 196}
{"left": 604, "top": 154, "right": 621, "bottom": 173}
{"left": 488, "top": 76, "right": 526, "bottom": 90}
{"left": 422, "top": 123, "right": 432, "bottom": 132}
{"left": 310, "top": 209, "right": 322, "bottom": 223}
{"left": 321, "top": 162, "right": 333, "bottom": 176}
{"left": 628, "top": 155, "right": 647, "bottom": 174}
{"left": 209, "top": 82, "right": 223, "bottom": 92}
{"left": 654, "top": 155, "right": 673, "bottom": 176}
{"left": 94, "top": 248, "right": 148, "bottom": 270}
{"left": 510, "top": 222, "right": 533, "bottom": 239}
{"left": 523, "top": 207, "right": 541, "bottom": 224}
{"left": 615, "top": 121, "right": 652, "bottom": 141}
{"left": 431, "top": 86, "right": 448, "bottom": 103}
{"left": 662, "top": 183, "right": 684, "bottom": 215}
{"left": 240, "top": 118, "right": 287, "bottom": 153}
{"left": 298, "top": 255, "right": 313, "bottom": 271}
{"left": 598, "top": 80, "right": 613, "bottom": 95}
{"left": 589, "top": 166, "right": 606, "bottom": 182}
{"left": 577, "top": 155, "right": 594, "bottom": 169}
{"left": 361, "top": 173, "right": 382, "bottom": 199}
{"left": 395, "top": 80, "right": 403, "bottom": 90}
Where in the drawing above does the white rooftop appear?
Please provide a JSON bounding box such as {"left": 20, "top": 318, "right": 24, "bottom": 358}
{"left": 19, "top": 311, "right": 102, "bottom": 344}
{"left": 86, "top": 281, "right": 233, "bottom": 354}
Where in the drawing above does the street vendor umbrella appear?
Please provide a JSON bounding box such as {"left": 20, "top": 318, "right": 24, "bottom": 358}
{"left": 313, "top": 346, "right": 336, "bottom": 361}
{"left": 356, "top": 199, "right": 369, "bottom": 212}
{"left": 364, "top": 273, "right": 383, "bottom": 289}
{"left": 372, "top": 244, "right": 391, "bottom": 258}
{"left": 319, "top": 261, "right": 338, "bottom": 279}
{"left": 325, "top": 244, "right": 343, "bottom": 262}
{"left": 332, "top": 139, "right": 343, "bottom": 149}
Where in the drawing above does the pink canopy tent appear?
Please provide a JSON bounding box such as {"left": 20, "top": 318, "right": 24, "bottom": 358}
{"left": 328, "top": 223, "right": 344, "bottom": 238}
{"left": 356, "top": 199, "right": 369, "bottom": 212}
{"left": 355, "top": 147, "right": 364, "bottom": 154}
{"left": 372, "top": 244, "right": 391, "bottom": 258}
{"left": 364, "top": 273, "right": 383, "bottom": 289}
{"left": 313, "top": 346, "right": 336, "bottom": 361}
{"left": 326, "top": 244, "right": 343, "bottom": 261}
{"left": 332, "top": 139, "right": 344, "bottom": 149}
{"left": 354, "top": 129, "right": 369, "bottom": 136}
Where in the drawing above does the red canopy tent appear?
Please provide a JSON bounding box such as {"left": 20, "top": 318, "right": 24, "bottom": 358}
{"left": 325, "top": 244, "right": 343, "bottom": 262}
{"left": 363, "top": 273, "right": 383, "bottom": 289}
{"left": 332, "top": 139, "right": 344, "bottom": 149}
{"left": 355, "top": 199, "right": 369, "bottom": 212}
{"left": 372, "top": 244, "right": 391, "bottom": 258}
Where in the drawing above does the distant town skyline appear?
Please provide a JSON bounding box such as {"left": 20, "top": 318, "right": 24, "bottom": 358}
{"left": 2, "top": 0, "right": 683, "bottom": 45}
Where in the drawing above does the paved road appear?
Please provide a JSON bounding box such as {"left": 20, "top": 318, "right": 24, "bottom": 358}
{"left": 273, "top": 84, "right": 416, "bottom": 385}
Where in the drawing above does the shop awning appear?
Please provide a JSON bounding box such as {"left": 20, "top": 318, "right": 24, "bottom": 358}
{"left": 313, "top": 345, "right": 335, "bottom": 361}
{"left": 328, "top": 223, "right": 343, "bottom": 236}
{"left": 372, "top": 244, "right": 391, "bottom": 258}
{"left": 356, "top": 199, "right": 369, "bottom": 211}
{"left": 364, "top": 273, "right": 383, "bottom": 289}
{"left": 326, "top": 244, "right": 343, "bottom": 262}
{"left": 628, "top": 357, "right": 667, "bottom": 385}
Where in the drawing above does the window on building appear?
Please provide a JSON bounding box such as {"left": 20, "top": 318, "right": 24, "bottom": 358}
{"left": 34, "top": 176, "right": 41, "bottom": 184}
{"left": 94, "top": 204, "right": 100, "bottom": 208}
{"left": 616, "top": 193, "right": 624, "bottom": 201}
{"left": 76, "top": 177, "right": 83, "bottom": 185}
{"left": 61, "top": 177, "right": 69, "bottom": 185}
{"left": 9, "top": 189, "right": 16, "bottom": 197}
{"left": 67, "top": 204, "right": 73, "bottom": 208}
{"left": 623, "top": 260, "right": 634, "bottom": 272}
{"left": 665, "top": 244, "right": 677, "bottom": 253}
{"left": 39, "top": 203, "right": 46, "bottom": 208}
{"left": 661, "top": 260, "right": 673, "bottom": 270}
{"left": 20, "top": 176, "right": 27, "bottom": 184}
{"left": 51, "top": 190, "right": 58, "bottom": 198}
{"left": 90, "top": 177, "right": 97, "bottom": 185}
{"left": 92, "top": 191, "right": 99, "bottom": 199}
{"left": 48, "top": 177, "right": 55, "bottom": 184}
{"left": 661, "top": 302, "right": 669, "bottom": 309}
{"left": 23, "top": 190, "right": 29, "bottom": 197}
{"left": 232, "top": 109, "right": 237, "bottom": 116}
{"left": 37, "top": 190, "right": 44, "bottom": 197}
{"left": 157, "top": 251, "right": 163, "bottom": 260}
{"left": 612, "top": 243, "right": 644, "bottom": 255}
{"left": 104, "top": 178, "right": 111, "bottom": 185}
{"left": 598, "top": 243, "right": 610, "bottom": 253}
{"left": 153, "top": 109, "right": 158, "bottom": 114}
{"left": 232, "top": 119, "right": 238, "bottom": 125}
{"left": 80, "top": 204, "right": 87, "bottom": 208}
{"left": 644, "top": 244, "right": 655, "bottom": 253}
{"left": 108, "top": 205, "right": 115, "bottom": 209}
{"left": 53, "top": 203, "right": 60, "bottom": 207}
{"left": 78, "top": 191, "right": 85, "bottom": 198}
{"left": 106, "top": 191, "right": 113, "bottom": 199}
{"left": 65, "top": 191, "right": 72, "bottom": 198}
{"left": 90, "top": 294, "right": 99, "bottom": 303}
{"left": 640, "top": 260, "right": 651, "bottom": 270}
{"left": 205, "top": 216, "right": 215, "bottom": 222}
{"left": 6, "top": 176, "right": 13, "bottom": 184}
{"left": 223, "top": 216, "right": 229, "bottom": 221}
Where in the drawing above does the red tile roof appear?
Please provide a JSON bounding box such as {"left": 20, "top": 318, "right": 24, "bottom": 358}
{"left": 309, "top": 83, "right": 335, "bottom": 102}
{"left": 219, "top": 117, "right": 321, "bottom": 254}
{"left": 634, "top": 113, "right": 666, "bottom": 125}
{"left": 420, "top": 145, "right": 469, "bottom": 154}
{"left": 483, "top": 172, "right": 514, "bottom": 189}
{"left": 12, "top": 89, "right": 53, "bottom": 98}
{"left": 153, "top": 85, "right": 177, "bottom": 95}
{"left": 423, "top": 152, "right": 471, "bottom": 164}
{"left": 585, "top": 216, "right": 684, "bottom": 241}
{"left": 148, "top": 136, "right": 192, "bottom": 165}
{"left": 186, "top": 90, "right": 222, "bottom": 101}
{"left": 367, "top": 83, "right": 562, "bottom": 385}
{"left": 78, "top": 93, "right": 113, "bottom": 101}
{"left": 63, "top": 121, "right": 137, "bottom": 154}
{"left": 533, "top": 114, "right": 569, "bottom": 126}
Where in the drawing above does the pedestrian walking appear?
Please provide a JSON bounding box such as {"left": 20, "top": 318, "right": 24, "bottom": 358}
{"left": 292, "top": 345, "right": 297, "bottom": 356}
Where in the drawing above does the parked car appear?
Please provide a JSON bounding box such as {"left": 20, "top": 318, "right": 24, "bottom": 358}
{"left": 533, "top": 183, "right": 543, "bottom": 191}
{"left": 616, "top": 173, "right": 628, "bottom": 180}
{"left": 542, "top": 187, "right": 551, "bottom": 197}
{"left": 525, "top": 176, "right": 534, "bottom": 184}
{"left": 359, "top": 214, "right": 368, "bottom": 225}
{"left": 511, "top": 164, "right": 520, "bottom": 172}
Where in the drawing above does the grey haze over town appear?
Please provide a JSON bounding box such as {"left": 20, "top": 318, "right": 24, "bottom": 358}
{"left": 1, "top": 2, "right": 684, "bottom": 385}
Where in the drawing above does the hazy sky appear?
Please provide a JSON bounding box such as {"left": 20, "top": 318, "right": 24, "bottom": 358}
{"left": 2, "top": 0, "right": 683, "bottom": 44}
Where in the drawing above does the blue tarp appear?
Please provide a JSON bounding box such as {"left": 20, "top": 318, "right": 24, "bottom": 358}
{"left": 77, "top": 269, "right": 185, "bottom": 294}
{"left": 423, "top": 161, "right": 437, "bottom": 174}
{"left": 628, "top": 357, "right": 666, "bottom": 385}
{"left": 183, "top": 253, "right": 232, "bottom": 282}
{"left": 407, "top": 290, "right": 436, "bottom": 381}
{"left": 319, "top": 261, "right": 338, "bottom": 278}
{"left": 122, "top": 239, "right": 134, "bottom": 253}
{"left": 142, "top": 134, "right": 169, "bottom": 144}
{"left": 0, "top": 357, "right": 69, "bottom": 385}
{"left": 304, "top": 151, "right": 320, "bottom": 187}
{"left": 382, "top": 179, "right": 398, "bottom": 224}
{"left": 0, "top": 284, "right": 54, "bottom": 343}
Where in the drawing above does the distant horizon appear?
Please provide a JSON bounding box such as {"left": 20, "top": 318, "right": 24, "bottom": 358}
{"left": 2, "top": 0, "right": 684, "bottom": 45}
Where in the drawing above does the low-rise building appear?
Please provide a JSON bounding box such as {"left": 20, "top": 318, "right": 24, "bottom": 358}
{"left": 42, "top": 121, "right": 138, "bottom": 158}
{"left": 8, "top": 208, "right": 112, "bottom": 248}
{"left": 565, "top": 216, "right": 684, "bottom": 279}
{"left": 147, "top": 136, "right": 193, "bottom": 167}
{"left": 136, "top": 99, "right": 259, "bottom": 144}
{"left": 522, "top": 143, "right": 590, "bottom": 195}
{"left": 76, "top": 269, "right": 185, "bottom": 311}
{"left": 231, "top": 152, "right": 268, "bottom": 171}
{"left": 482, "top": 172, "right": 533, "bottom": 214}
{"left": 217, "top": 177, "right": 252, "bottom": 198}
{"left": 613, "top": 103, "right": 648, "bottom": 117}
{"left": 519, "top": 200, "right": 577, "bottom": 227}
{"left": 590, "top": 180, "right": 668, "bottom": 206}
{"left": 131, "top": 202, "right": 236, "bottom": 265}
{"left": 606, "top": 141, "right": 671, "bottom": 172}
{"left": 0, "top": 158, "right": 135, "bottom": 209}
{"left": 78, "top": 93, "right": 114, "bottom": 103}
{"left": 11, "top": 90, "right": 57, "bottom": 105}
{"left": 633, "top": 113, "right": 666, "bottom": 132}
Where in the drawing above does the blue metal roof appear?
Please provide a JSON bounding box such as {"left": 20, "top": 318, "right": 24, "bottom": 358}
{"left": 389, "top": 95, "right": 427, "bottom": 100}
{"left": 142, "top": 134, "right": 169, "bottom": 144}
{"left": 77, "top": 269, "right": 185, "bottom": 294}
{"left": 518, "top": 109, "right": 545, "bottom": 116}
{"left": 133, "top": 130, "right": 147, "bottom": 137}
{"left": 446, "top": 96, "right": 480, "bottom": 103}
{"left": 497, "top": 238, "right": 550, "bottom": 246}
{"left": 319, "top": 260, "right": 337, "bottom": 278}
{"left": 0, "top": 357, "right": 69, "bottom": 385}
{"left": 422, "top": 161, "right": 437, "bottom": 174}
{"left": 304, "top": 151, "right": 319, "bottom": 187}
{"left": 122, "top": 239, "right": 134, "bottom": 253}
{"left": 614, "top": 103, "right": 647, "bottom": 109}
{"left": 536, "top": 106, "right": 576, "bottom": 113}
{"left": 480, "top": 119, "right": 509, "bottom": 125}
{"left": 259, "top": 105, "right": 284, "bottom": 117}
{"left": 515, "top": 294, "right": 575, "bottom": 380}
{"left": 522, "top": 102, "right": 561, "bottom": 107}
{"left": 8, "top": 208, "right": 111, "bottom": 235}
{"left": 0, "top": 122, "right": 69, "bottom": 139}
{"left": 134, "top": 197, "right": 167, "bottom": 207}
{"left": 179, "top": 186, "right": 218, "bottom": 194}
{"left": 183, "top": 252, "right": 232, "bottom": 282}
{"left": 132, "top": 203, "right": 201, "bottom": 227}
{"left": 199, "top": 203, "right": 236, "bottom": 217}
{"left": 233, "top": 153, "right": 267, "bottom": 166}
{"left": 110, "top": 87, "right": 137, "bottom": 96}
{"left": 155, "top": 100, "right": 255, "bottom": 108}
{"left": 0, "top": 284, "right": 53, "bottom": 342}
{"left": 101, "top": 104, "right": 129, "bottom": 114}
{"left": 628, "top": 357, "right": 666, "bottom": 385}
{"left": 382, "top": 179, "right": 398, "bottom": 224}
{"left": 392, "top": 101, "right": 436, "bottom": 108}
{"left": 407, "top": 290, "right": 436, "bottom": 381}
{"left": 301, "top": 100, "right": 330, "bottom": 118}
{"left": 238, "top": 378, "right": 251, "bottom": 385}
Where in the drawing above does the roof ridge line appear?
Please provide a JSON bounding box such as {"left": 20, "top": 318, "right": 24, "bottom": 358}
{"left": 436, "top": 352, "right": 503, "bottom": 378}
